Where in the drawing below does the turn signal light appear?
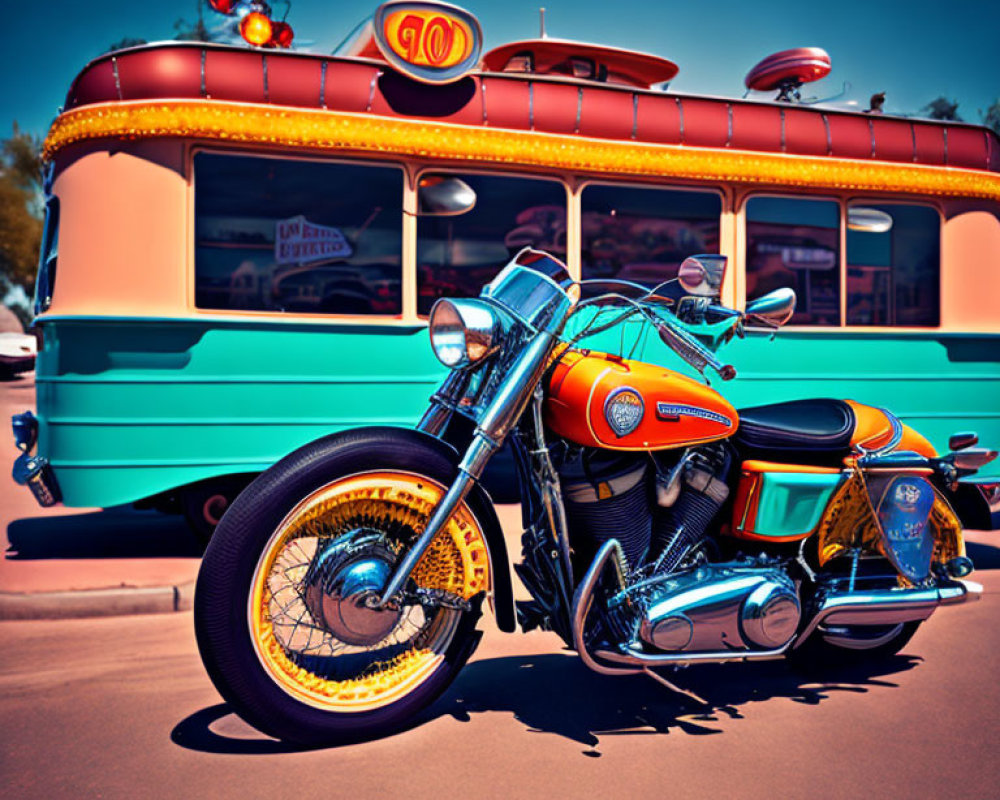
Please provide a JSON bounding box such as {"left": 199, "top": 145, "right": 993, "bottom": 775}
{"left": 240, "top": 11, "right": 273, "bottom": 46}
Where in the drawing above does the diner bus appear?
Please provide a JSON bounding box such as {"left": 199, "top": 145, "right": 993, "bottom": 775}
{"left": 12, "top": 0, "right": 1000, "bottom": 534}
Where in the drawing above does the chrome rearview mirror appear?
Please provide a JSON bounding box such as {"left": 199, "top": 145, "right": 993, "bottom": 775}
{"left": 745, "top": 288, "right": 797, "bottom": 327}
{"left": 417, "top": 175, "right": 477, "bottom": 216}
{"left": 677, "top": 254, "right": 727, "bottom": 297}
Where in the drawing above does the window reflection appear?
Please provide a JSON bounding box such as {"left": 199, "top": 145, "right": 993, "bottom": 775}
{"left": 745, "top": 196, "right": 840, "bottom": 326}
{"left": 194, "top": 153, "right": 403, "bottom": 315}
{"left": 847, "top": 203, "right": 939, "bottom": 326}
{"left": 581, "top": 185, "right": 721, "bottom": 290}
{"left": 416, "top": 173, "right": 566, "bottom": 315}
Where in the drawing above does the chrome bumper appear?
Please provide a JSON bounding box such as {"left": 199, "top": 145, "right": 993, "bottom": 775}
{"left": 11, "top": 411, "right": 61, "bottom": 507}
{"left": 794, "top": 578, "right": 983, "bottom": 648}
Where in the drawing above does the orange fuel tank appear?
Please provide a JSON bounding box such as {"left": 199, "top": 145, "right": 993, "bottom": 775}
{"left": 545, "top": 350, "right": 738, "bottom": 451}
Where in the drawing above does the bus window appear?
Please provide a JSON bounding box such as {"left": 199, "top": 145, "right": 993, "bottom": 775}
{"left": 581, "top": 184, "right": 721, "bottom": 288}
{"left": 194, "top": 153, "right": 403, "bottom": 315}
{"left": 416, "top": 173, "right": 567, "bottom": 316}
{"left": 745, "top": 196, "right": 840, "bottom": 326}
{"left": 846, "top": 203, "right": 940, "bottom": 326}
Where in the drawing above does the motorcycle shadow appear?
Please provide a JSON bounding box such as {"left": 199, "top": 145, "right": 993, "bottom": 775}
{"left": 170, "top": 651, "right": 919, "bottom": 755}
{"left": 427, "top": 651, "right": 921, "bottom": 749}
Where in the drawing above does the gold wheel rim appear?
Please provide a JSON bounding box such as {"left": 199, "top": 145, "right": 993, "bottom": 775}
{"left": 248, "top": 471, "right": 489, "bottom": 713}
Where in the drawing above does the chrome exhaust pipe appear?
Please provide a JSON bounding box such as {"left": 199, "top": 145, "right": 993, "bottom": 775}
{"left": 793, "top": 579, "right": 982, "bottom": 648}
{"left": 571, "top": 539, "right": 642, "bottom": 676}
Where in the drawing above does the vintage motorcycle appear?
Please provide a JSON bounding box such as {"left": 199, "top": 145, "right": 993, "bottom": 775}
{"left": 195, "top": 248, "right": 992, "bottom": 745}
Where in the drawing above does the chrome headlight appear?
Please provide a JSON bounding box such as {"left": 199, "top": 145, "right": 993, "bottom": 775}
{"left": 428, "top": 298, "right": 501, "bottom": 369}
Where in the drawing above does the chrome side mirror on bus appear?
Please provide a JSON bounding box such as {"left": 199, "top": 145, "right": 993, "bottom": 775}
{"left": 746, "top": 288, "right": 797, "bottom": 327}
{"left": 417, "top": 175, "right": 477, "bottom": 216}
{"left": 847, "top": 206, "right": 893, "bottom": 233}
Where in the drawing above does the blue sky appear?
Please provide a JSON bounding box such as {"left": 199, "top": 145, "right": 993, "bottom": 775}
{"left": 2, "top": 0, "right": 997, "bottom": 139}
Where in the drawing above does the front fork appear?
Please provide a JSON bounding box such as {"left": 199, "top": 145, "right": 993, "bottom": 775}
{"left": 376, "top": 331, "right": 559, "bottom": 606}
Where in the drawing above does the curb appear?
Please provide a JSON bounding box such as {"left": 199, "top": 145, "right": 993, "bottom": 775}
{"left": 0, "top": 580, "right": 196, "bottom": 621}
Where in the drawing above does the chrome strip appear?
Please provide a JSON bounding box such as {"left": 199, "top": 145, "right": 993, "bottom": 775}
{"left": 595, "top": 644, "right": 789, "bottom": 666}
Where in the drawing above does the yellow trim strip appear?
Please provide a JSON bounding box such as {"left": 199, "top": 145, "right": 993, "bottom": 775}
{"left": 44, "top": 100, "right": 1000, "bottom": 201}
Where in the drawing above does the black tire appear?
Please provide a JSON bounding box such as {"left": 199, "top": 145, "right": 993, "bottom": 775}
{"left": 194, "top": 428, "right": 484, "bottom": 746}
{"left": 786, "top": 621, "right": 921, "bottom": 674}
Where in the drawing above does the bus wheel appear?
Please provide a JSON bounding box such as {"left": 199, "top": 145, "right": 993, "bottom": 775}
{"left": 182, "top": 478, "right": 250, "bottom": 544}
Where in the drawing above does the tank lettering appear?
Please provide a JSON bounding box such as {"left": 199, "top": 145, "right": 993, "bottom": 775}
{"left": 655, "top": 403, "right": 732, "bottom": 428}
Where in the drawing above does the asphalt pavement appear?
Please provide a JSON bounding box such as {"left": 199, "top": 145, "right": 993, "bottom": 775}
{"left": 2, "top": 569, "right": 999, "bottom": 799}
{"left": 2, "top": 372, "right": 1000, "bottom": 797}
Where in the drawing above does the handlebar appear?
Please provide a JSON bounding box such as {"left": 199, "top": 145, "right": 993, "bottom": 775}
{"left": 566, "top": 291, "right": 738, "bottom": 381}
{"left": 647, "top": 310, "right": 737, "bottom": 381}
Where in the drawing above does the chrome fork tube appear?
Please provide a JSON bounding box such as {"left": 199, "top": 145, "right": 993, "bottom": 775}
{"left": 378, "top": 332, "right": 557, "bottom": 606}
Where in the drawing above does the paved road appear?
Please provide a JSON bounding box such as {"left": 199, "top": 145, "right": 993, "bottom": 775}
{"left": 3, "top": 548, "right": 1000, "bottom": 800}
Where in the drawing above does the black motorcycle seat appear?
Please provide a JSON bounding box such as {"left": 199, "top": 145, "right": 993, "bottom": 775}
{"left": 735, "top": 399, "right": 856, "bottom": 465}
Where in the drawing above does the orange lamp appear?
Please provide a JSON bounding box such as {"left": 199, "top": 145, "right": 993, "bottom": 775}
{"left": 240, "top": 11, "right": 273, "bottom": 47}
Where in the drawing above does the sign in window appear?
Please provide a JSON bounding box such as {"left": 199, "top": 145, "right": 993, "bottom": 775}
{"left": 194, "top": 153, "right": 403, "bottom": 315}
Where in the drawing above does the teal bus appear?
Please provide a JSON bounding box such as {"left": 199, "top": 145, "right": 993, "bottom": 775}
{"left": 13, "top": 2, "right": 1000, "bottom": 532}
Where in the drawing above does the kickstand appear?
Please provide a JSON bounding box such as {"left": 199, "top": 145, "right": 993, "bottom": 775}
{"left": 643, "top": 667, "right": 709, "bottom": 706}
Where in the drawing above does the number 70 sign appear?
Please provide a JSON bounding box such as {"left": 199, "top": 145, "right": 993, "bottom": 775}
{"left": 374, "top": 1, "right": 483, "bottom": 83}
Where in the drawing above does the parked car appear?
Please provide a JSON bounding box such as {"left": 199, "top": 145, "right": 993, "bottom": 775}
{"left": 0, "top": 332, "right": 36, "bottom": 378}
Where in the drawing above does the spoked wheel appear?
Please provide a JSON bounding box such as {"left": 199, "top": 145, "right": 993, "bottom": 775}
{"left": 195, "top": 430, "right": 490, "bottom": 745}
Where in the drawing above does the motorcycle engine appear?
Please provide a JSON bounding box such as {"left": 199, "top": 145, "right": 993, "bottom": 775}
{"left": 559, "top": 443, "right": 801, "bottom": 655}
{"left": 613, "top": 559, "right": 801, "bottom": 653}
{"left": 560, "top": 450, "right": 652, "bottom": 572}
{"left": 559, "top": 443, "right": 732, "bottom": 577}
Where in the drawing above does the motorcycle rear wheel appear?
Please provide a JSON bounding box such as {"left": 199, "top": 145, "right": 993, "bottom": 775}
{"left": 194, "top": 429, "right": 488, "bottom": 745}
{"left": 786, "top": 621, "right": 921, "bottom": 673}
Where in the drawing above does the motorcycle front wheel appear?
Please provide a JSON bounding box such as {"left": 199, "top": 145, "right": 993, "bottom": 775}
{"left": 194, "top": 428, "right": 490, "bottom": 745}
